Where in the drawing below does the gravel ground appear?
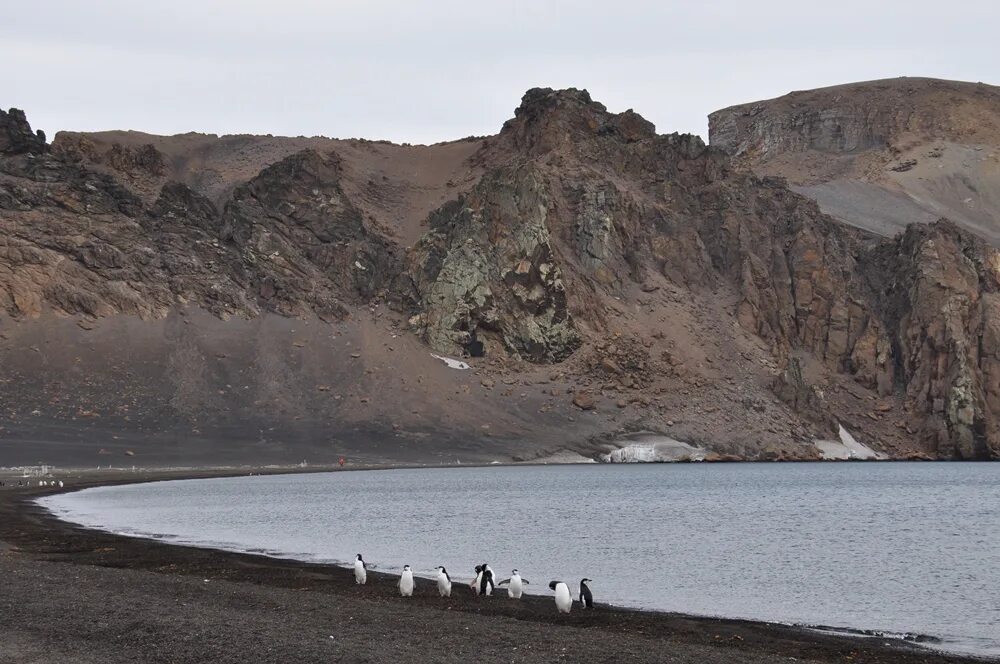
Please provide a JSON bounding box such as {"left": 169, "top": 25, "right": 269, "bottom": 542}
{"left": 0, "top": 472, "right": 990, "bottom": 664}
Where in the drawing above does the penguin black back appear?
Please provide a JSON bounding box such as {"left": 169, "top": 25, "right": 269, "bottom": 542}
{"left": 479, "top": 565, "right": 494, "bottom": 595}
{"left": 580, "top": 578, "right": 594, "bottom": 608}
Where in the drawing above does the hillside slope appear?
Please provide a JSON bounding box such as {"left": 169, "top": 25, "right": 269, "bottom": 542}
{"left": 709, "top": 77, "right": 1000, "bottom": 243}
{"left": 2, "top": 85, "right": 999, "bottom": 466}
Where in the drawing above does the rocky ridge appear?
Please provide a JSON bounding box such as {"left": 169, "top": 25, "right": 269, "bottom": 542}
{"left": 709, "top": 77, "right": 1000, "bottom": 243}
{"left": 1, "top": 81, "right": 998, "bottom": 465}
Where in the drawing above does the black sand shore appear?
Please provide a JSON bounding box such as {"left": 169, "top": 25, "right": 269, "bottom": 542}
{"left": 0, "top": 469, "right": 992, "bottom": 664}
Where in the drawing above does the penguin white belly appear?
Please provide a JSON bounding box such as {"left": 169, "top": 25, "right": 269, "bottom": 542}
{"left": 437, "top": 574, "right": 451, "bottom": 597}
{"left": 399, "top": 571, "right": 414, "bottom": 596}
{"left": 509, "top": 576, "right": 523, "bottom": 599}
{"left": 555, "top": 583, "right": 572, "bottom": 613}
{"left": 472, "top": 571, "right": 483, "bottom": 593}
{"left": 354, "top": 561, "right": 367, "bottom": 585}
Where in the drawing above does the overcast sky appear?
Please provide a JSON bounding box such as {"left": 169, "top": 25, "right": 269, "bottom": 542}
{"left": 3, "top": 1, "right": 998, "bottom": 144}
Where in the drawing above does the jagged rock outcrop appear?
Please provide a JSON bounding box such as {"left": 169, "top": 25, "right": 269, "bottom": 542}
{"left": 3, "top": 82, "right": 1000, "bottom": 464}
{"left": 54, "top": 133, "right": 165, "bottom": 176}
{"left": 1, "top": 108, "right": 47, "bottom": 155}
{"left": 408, "top": 165, "right": 577, "bottom": 361}
{"left": 862, "top": 221, "right": 1000, "bottom": 458}
{"left": 219, "top": 149, "right": 405, "bottom": 318}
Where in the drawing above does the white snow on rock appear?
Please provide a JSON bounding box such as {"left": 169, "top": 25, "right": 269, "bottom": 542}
{"left": 530, "top": 450, "right": 599, "bottom": 464}
{"left": 430, "top": 353, "right": 470, "bottom": 370}
{"left": 602, "top": 434, "right": 708, "bottom": 463}
{"left": 814, "top": 424, "right": 885, "bottom": 460}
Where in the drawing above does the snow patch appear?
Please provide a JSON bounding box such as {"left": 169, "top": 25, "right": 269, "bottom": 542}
{"left": 815, "top": 424, "right": 885, "bottom": 460}
{"left": 430, "top": 353, "right": 470, "bottom": 370}
{"left": 530, "top": 450, "right": 599, "bottom": 464}
{"left": 602, "top": 435, "right": 708, "bottom": 463}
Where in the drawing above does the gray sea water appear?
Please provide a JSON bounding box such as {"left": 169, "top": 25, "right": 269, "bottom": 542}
{"left": 39, "top": 463, "right": 1000, "bottom": 656}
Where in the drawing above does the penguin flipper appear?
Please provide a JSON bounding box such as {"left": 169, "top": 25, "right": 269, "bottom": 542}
{"left": 497, "top": 578, "right": 511, "bottom": 586}
{"left": 523, "top": 579, "right": 530, "bottom": 584}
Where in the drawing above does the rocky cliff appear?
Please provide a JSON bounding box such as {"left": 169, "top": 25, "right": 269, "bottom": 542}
{"left": 709, "top": 77, "right": 1000, "bottom": 243}
{"left": 2, "top": 81, "right": 998, "bottom": 466}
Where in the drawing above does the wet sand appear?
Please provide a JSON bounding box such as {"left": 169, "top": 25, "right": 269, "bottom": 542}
{"left": 0, "top": 469, "right": 991, "bottom": 664}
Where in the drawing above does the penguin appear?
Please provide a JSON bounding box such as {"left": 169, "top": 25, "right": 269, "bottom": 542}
{"left": 549, "top": 580, "right": 572, "bottom": 614}
{"left": 398, "top": 565, "right": 414, "bottom": 597}
{"left": 469, "top": 565, "right": 483, "bottom": 593}
{"left": 498, "top": 569, "right": 529, "bottom": 599}
{"left": 478, "top": 563, "right": 495, "bottom": 596}
{"left": 579, "top": 578, "right": 594, "bottom": 608}
{"left": 435, "top": 566, "right": 452, "bottom": 597}
{"left": 354, "top": 554, "right": 367, "bottom": 585}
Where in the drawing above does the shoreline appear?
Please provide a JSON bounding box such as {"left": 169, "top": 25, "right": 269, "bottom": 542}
{"left": 1, "top": 467, "right": 994, "bottom": 664}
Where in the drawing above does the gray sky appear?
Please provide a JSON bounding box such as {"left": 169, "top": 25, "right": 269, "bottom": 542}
{"left": 4, "top": 0, "right": 998, "bottom": 144}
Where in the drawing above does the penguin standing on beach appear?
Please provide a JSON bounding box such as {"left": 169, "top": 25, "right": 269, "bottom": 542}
{"left": 484, "top": 564, "right": 498, "bottom": 595}
{"left": 473, "top": 563, "right": 495, "bottom": 596}
{"left": 399, "top": 565, "right": 414, "bottom": 596}
{"left": 579, "top": 578, "right": 594, "bottom": 608}
{"left": 498, "top": 569, "right": 529, "bottom": 599}
{"left": 470, "top": 565, "right": 483, "bottom": 593}
{"left": 549, "top": 581, "right": 572, "bottom": 614}
{"left": 480, "top": 564, "right": 496, "bottom": 596}
{"left": 435, "top": 566, "right": 452, "bottom": 597}
{"left": 354, "top": 554, "right": 367, "bottom": 585}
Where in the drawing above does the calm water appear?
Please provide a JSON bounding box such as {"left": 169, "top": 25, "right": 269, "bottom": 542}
{"left": 40, "top": 463, "right": 1000, "bottom": 656}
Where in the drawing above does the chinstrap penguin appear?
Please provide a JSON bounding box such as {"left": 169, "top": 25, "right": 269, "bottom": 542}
{"left": 498, "top": 569, "right": 529, "bottom": 599}
{"left": 399, "top": 565, "right": 414, "bottom": 596}
{"left": 579, "top": 578, "right": 594, "bottom": 608}
{"left": 549, "top": 580, "right": 572, "bottom": 614}
{"left": 354, "top": 554, "right": 367, "bottom": 585}
{"left": 435, "top": 566, "right": 452, "bottom": 597}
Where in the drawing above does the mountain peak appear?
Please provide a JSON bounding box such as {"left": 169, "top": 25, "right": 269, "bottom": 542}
{"left": 498, "top": 87, "right": 656, "bottom": 155}
{"left": 1, "top": 107, "right": 47, "bottom": 155}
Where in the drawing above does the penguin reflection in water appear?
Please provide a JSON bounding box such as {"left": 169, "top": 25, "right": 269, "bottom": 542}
{"left": 435, "top": 566, "right": 452, "bottom": 597}
{"left": 497, "top": 569, "right": 529, "bottom": 599}
{"left": 548, "top": 581, "right": 573, "bottom": 614}
{"left": 398, "top": 565, "right": 415, "bottom": 597}
{"left": 353, "top": 554, "right": 367, "bottom": 585}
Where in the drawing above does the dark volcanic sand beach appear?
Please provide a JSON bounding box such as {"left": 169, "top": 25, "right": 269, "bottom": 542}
{"left": 0, "top": 470, "right": 991, "bottom": 664}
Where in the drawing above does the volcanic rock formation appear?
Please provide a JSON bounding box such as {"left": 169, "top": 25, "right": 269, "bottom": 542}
{"left": 2, "top": 79, "right": 998, "bottom": 465}
{"left": 709, "top": 77, "right": 1000, "bottom": 243}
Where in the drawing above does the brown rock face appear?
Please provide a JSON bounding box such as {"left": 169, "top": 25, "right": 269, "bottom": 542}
{"left": 708, "top": 77, "right": 1000, "bottom": 245}
{"left": 0, "top": 108, "right": 47, "bottom": 155}
{"left": 862, "top": 221, "right": 1000, "bottom": 458}
{"left": 3, "top": 83, "right": 1000, "bottom": 464}
{"left": 407, "top": 165, "right": 578, "bottom": 362}
{"left": 709, "top": 77, "right": 1000, "bottom": 165}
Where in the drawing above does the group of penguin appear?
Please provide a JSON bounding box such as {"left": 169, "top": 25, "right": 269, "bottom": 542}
{"left": 352, "top": 554, "right": 594, "bottom": 613}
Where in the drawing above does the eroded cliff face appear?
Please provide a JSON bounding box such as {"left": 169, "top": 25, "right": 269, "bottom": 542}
{"left": 708, "top": 77, "right": 1000, "bottom": 164}
{"left": 2, "top": 83, "right": 999, "bottom": 464}
{"left": 861, "top": 222, "right": 1000, "bottom": 459}
{"left": 408, "top": 165, "right": 577, "bottom": 362}
{"left": 708, "top": 77, "right": 1000, "bottom": 245}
